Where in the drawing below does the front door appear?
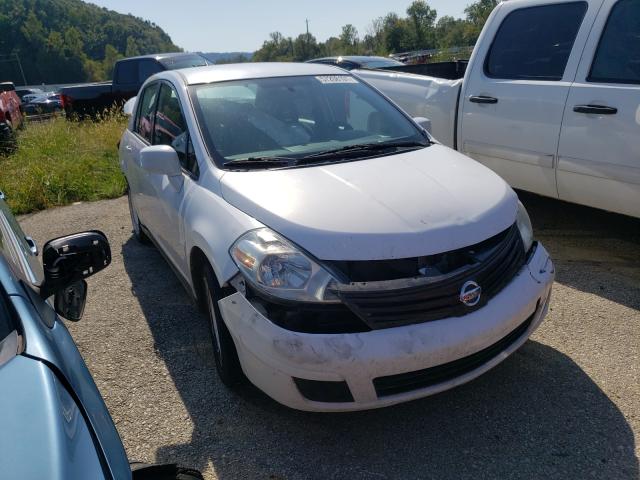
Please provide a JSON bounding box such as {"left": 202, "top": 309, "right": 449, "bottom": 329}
{"left": 143, "top": 82, "right": 199, "bottom": 273}
{"left": 459, "top": 0, "right": 599, "bottom": 199}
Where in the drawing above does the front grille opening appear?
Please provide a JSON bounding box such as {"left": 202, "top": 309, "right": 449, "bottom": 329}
{"left": 327, "top": 226, "right": 513, "bottom": 282}
{"left": 294, "top": 378, "right": 354, "bottom": 403}
{"left": 373, "top": 309, "right": 536, "bottom": 398}
{"left": 328, "top": 224, "right": 526, "bottom": 330}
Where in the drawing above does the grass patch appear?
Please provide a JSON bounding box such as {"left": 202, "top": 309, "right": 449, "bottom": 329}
{"left": 0, "top": 112, "right": 128, "bottom": 214}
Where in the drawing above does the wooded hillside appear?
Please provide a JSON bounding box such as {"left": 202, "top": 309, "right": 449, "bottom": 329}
{"left": 0, "top": 0, "right": 181, "bottom": 85}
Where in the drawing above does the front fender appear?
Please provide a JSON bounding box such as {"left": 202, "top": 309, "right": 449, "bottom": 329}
{"left": 185, "top": 178, "right": 262, "bottom": 287}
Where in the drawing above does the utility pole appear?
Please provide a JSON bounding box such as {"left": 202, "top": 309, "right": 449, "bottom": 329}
{"left": 0, "top": 53, "right": 27, "bottom": 86}
{"left": 305, "top": 19, "right": 311, "bottom": 56}
{"left": 14, "top": 53, "right": 27, "bottom": 86}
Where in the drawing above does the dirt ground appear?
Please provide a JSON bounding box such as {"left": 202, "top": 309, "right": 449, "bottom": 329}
{"left": 19, "top": 191, "right": 639, "bottom": 480}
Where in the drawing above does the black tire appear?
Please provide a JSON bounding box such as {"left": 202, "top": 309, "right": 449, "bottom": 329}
{"left": 0, "top": 121, "right": 16, "bottom": 155}
{"left": 202, "top": 265, "right": 244, "bottom": 386}
{"left": 127, "top": 185, "right": 151, "bottom": 245}
{"left": 130, "top": 462, "right": 204, "bottom": 480}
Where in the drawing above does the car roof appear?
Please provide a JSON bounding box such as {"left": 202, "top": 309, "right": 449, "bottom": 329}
{"left": 174, "top": 62, "right": 348, "bottom": 85}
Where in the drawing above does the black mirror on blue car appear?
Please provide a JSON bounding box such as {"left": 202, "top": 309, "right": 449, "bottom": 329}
{"left": 40, "top": 230, "right": 111, "bottom": 320}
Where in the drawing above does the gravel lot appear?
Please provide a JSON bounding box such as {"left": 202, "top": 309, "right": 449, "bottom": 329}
{"left": 19, "top": 192, "right": 639, "bottom": 480}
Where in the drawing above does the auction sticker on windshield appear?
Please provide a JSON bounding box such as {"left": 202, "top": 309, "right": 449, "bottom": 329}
{"left": 315, "top": 75, "right": 358, "bottom": 84}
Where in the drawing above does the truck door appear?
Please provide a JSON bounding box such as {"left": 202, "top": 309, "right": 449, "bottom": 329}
{"left": 458, "top": 0, "right": 601, "bottom": 199}
{"left": 556, "top": 0, "right": 640, "bottom": 218}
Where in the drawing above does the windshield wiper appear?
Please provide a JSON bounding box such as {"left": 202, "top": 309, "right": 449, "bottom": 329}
{"left": 296, "top": 140, "right": 429, "bottom": 162}
{"left": 223, "top": 156, "right": 297, "bottom": 169}
{"left": 223, "top": 140, "right": 429, "bottom": 169}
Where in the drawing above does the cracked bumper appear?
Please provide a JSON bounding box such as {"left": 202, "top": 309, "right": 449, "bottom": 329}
{"left": 218, "top": 243, "right": 554, "bottom": 412}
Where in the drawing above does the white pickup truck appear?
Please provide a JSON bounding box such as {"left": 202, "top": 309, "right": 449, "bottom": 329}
{"left": 357, "top": 0, "right": 640, "bottom": 218}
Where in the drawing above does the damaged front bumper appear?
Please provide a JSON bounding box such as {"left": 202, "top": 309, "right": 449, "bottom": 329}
{"left": 218, "top": 242, "right": 555, "bottom": 412}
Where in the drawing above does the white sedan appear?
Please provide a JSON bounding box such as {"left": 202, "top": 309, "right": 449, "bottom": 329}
{"left": 120, "top": 62, "right": 554, "bottom": 412}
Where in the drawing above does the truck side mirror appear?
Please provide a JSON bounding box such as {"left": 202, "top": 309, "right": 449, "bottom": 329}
{"left": 40, "top": 231, "right": 111, "bottom": 321}
{"left": 413, "top": 116, "right": 432, "bottom": 134}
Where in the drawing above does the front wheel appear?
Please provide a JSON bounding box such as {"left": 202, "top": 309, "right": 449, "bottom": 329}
{"left": 202, "top": 265, "right": 244, "bottom": 386}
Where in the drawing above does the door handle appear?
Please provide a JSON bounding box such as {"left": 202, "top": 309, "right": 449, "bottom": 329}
{"left": 469, "top": 95, "right": 498, "bottom": 104}
{"left": 573, "top": 104, "right": 618, "bottom": 115}
{"left": 125, "top": 145, "right": 133, "bottom": 151}
{"left": 25, "top": 236, "right": 38, "bottom": 256}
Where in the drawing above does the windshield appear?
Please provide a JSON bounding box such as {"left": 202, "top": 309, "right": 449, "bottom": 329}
{"left": 190, "top": 75, "right": 427, "bottom": 169}
{"left": 160, "top": 54, "right": 209, "bottom": 70}
{"left": 361, "top": 59, "right": 404, "bottom": 68}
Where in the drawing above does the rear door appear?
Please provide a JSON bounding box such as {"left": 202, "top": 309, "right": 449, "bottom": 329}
{"left": 556, "top": 0, "right": 640, "bottom": 217}
{"left": 458, "top": 0, "right": 600, "bottom": 198}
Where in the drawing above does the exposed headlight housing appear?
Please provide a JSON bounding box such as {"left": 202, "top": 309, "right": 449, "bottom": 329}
{"left": 230, "top": 228, "right": 338, "bottom": 303}
{"left": 516, "top": 201, "right": 534, "bottom": 252}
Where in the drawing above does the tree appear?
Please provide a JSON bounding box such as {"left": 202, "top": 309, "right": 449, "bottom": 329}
{"left": 383, "top": 13, "right": 413, "bottom": 53}
{"left": 406, "top": 0, "right": 437, "bottom": 49}
{"left": 292, "top": 33, "right": 320, "bottom": 61}
{"left": 248, "top": 0, "right": 497, "bottom": 64}
{"left": 253, "top": 31, "right": 295, "bottom": 61}
{"left": 363, "top": 17, "right": 387, "bottom": 55}
{"left": 464, "top": 0, "right": 498, "bottom": 43}
{"left": 0, "top": 0, "right": 181, "bottom": 84}
{"left": 339, "top": 24, "right": 359, "bottom": 54}
{"left": 436, "top": 16, "right": 467, "bottom": 49}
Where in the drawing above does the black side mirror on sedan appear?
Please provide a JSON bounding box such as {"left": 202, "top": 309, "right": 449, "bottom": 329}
{"left": 40, "top": 231, "right": 111, "bottom": 321}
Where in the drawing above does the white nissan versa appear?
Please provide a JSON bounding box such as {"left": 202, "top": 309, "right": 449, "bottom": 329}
{"left": 120, "top": 63, "right": 554, "bottom": 412}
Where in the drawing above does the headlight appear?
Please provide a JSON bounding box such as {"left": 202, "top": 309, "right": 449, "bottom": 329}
{"left": 516, "top": 201, "right": 534, "bottom": 252}
{"left": 229, "top": 228, "right": 338, "bottom": 303}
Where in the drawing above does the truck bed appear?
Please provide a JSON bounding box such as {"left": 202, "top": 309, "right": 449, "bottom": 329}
{"left": 354, "top": 69, "right": 462, "bottom": 148}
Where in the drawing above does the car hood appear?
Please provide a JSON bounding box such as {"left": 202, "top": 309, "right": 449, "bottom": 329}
{"left": 220, "top": 144, "right": 518, "bottom": 260}
{"left": 0, "top": 356, "right": 107, "bottom": 479}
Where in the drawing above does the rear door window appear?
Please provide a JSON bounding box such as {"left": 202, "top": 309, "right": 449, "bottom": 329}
{"left": 485, "top": 2, "right": 588, "bottom": 80}
{"left": 589, "top": 0, "right": 640, "bottom": 84}
{"left": 135, "top": 83, "right": 159, "bottom": 143}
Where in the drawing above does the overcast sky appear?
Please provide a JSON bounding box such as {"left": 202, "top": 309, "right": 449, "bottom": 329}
{"left": 88, "top": 0, "right": 470, "bottom": 52}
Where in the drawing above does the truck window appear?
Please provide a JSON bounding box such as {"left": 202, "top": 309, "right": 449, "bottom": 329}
{"left": 485, "top": 2, "right": 588, "bottom": 81}
{"left": 135, "top": 83, "right": 159, "bottom": 143}
{"left": 138, "top": 60, "right": 164, "bottom": 84}
{"left": 115, "top": 60, "right": 137, "bottom": 85}
{"left": 153, "top": 84, "right": 198, "bottom": 176}
{"left": 589, "top": 0, "right": 640, "bottom": 84}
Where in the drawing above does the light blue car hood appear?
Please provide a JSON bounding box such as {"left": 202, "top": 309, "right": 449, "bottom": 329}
{"left": 0, "top": 355, "right": 106, "bottom": 479}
